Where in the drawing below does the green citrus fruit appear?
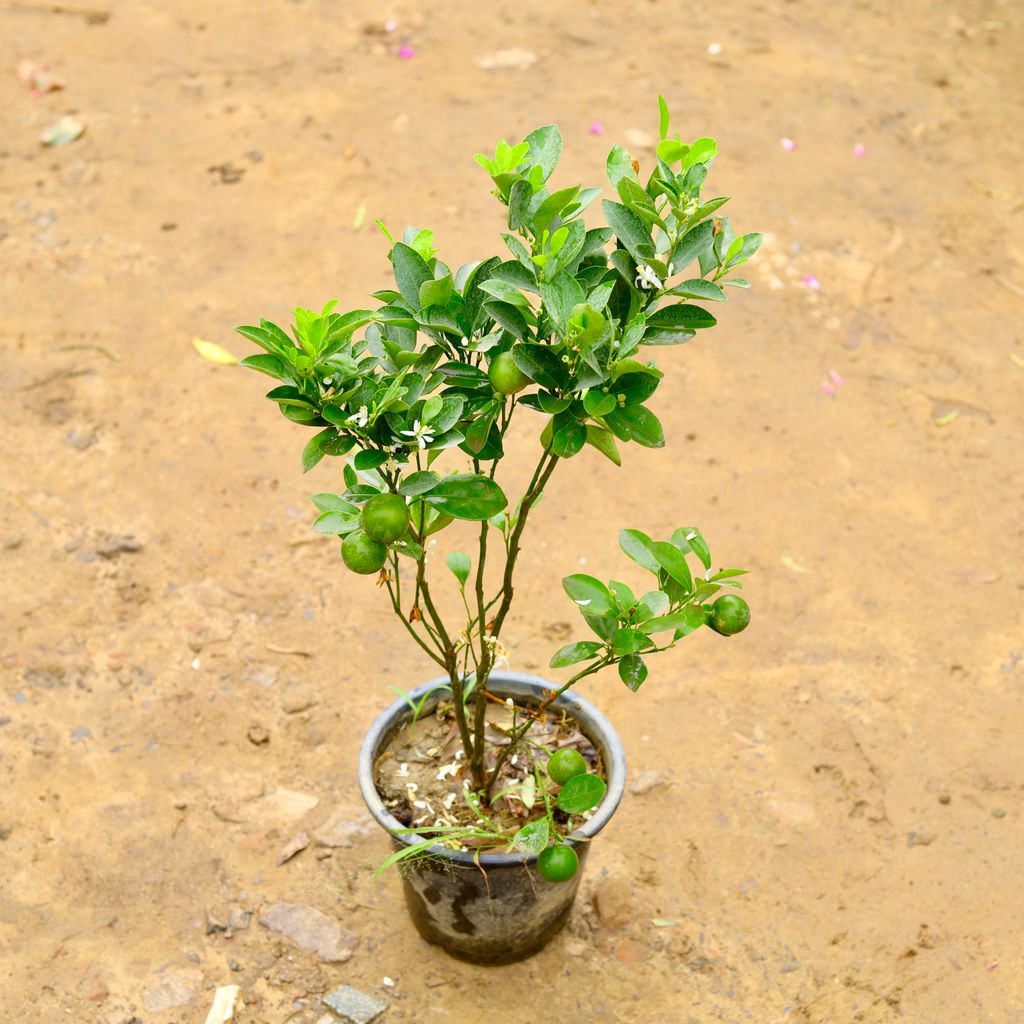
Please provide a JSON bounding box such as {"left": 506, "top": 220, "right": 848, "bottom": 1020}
{"left": 708, "top": 594, "right": 750, "bottom": 636}
{"left": 547, "top": 748, "right": 587, "bottom": 785}
{"left": 341, "top": 529, "right": 388, "bottom": 574}
{"left": 538, "top": 844, "right": 579, "bottom": 883}
{"left": 488, "top": 351, "right": 531, "bottom": 395}
{"left": 361, "top": 493, "right": 410, "bottom": 544}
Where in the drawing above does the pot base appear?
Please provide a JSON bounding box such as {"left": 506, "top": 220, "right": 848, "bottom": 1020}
{"left": 398, "top": 837, "right": 589, "bottom": 965}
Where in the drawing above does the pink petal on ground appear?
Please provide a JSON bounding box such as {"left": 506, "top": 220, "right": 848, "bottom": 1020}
{"left": 802, "top": 274, "right": 821, "bottom": 289}
{"left": 384, "top": 19, "right": 397, "bottom": 32}
{"left": 397, "top": 44, "right": 415, "bottom": 59}
{"left": 780, "top": 137, "right": 797, "bottom": 152}
{"left": 589, "top": 122, "right": 605, "bottom": 135}
{"left": 821, "top": 381, "right": 836, "bottom": 396}
{"left": 852, "top": 143, "right": 867, "bottom": 157}
{"left": 828, "top": 369, "right": 845, "bottom": 386}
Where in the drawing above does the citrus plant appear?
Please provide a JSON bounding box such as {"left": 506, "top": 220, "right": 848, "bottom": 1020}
{"left": 236, "top": 97, "right": 759, "bottom": 878}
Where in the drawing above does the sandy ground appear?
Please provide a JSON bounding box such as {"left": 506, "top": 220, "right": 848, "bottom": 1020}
{"left": 2, "top": 0, "right": 1023, "bottom": 1021}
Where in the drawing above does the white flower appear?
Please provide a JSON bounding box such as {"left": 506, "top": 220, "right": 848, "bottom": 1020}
{"left": 347, "top": 405, "right": 369, "bottom": 427}
{"left": 634, "top": 264, "right": 663, "bottom": 291}
{"left": 400, "top": 419, "right": 436, "bottom": 449}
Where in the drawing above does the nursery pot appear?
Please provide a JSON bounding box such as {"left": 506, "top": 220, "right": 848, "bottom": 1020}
{"left": 358, "top": 670, "right": 627, "bottom": 965}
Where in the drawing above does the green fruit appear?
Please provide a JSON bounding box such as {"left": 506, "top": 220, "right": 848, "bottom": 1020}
{"left": 708, "top": 594, "right": 750, "bottom": 636}
{"left": 361, "top": 493, "right": 410, "bottom": 544}
{"left": 341, "top": 530, "right": 388, "bottom": 575}
{"left": 547, "top": 748, "right": 587, "bottom": 785}
{"left": 538, "top": 844, "right": 579, "bottom": 883}
{"left": 488, "top": 351, "right": 531, "bottom": 395}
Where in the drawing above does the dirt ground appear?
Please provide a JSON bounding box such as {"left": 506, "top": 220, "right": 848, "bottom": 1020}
{"left": 2, "top": 0, "right": 1023, "bottom": 1021}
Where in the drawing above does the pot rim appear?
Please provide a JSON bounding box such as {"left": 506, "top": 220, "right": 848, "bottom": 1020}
{"left": 358, "top": 669, "right": 627, "bottom": 868}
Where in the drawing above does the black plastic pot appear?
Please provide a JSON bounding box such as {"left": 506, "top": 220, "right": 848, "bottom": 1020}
{"left": 358, "top": 670, "right": 627, "bottom": 965}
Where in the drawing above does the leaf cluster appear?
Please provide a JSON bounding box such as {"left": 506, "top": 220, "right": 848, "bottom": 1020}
{"left": 553, "top": 526, "right": 748, "bottom": 691}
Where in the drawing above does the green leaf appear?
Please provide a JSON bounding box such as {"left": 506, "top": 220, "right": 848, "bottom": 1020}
{"left": 612, "top": 371, "right": 660, "bottom": 406}
{"left": 644, "top": 304, "right": 715, "bottom": 344}
{"left": 562, "top": 574, "right": 614, "bottom": 616}
{"left": 311, "top": 492, "right": 355, "bottom": 513}
{"left": 635, "top": 590, "right": 670, "bottom": 622}
{"left": 399, "top": 471, "right": 440, "bottom": 496}
{"left": 665, "top": 279, "right": 726, "bottom": 302}
{"left": 585, "top": 424, "right": 622, "bottom": 466}
{"left": 550, "top": 640, "right": 605, "bottom": 668}
{"left": 239, "top": 353, "right": 288, "bottom": 379}
{"left": 651, "top": 540, "right": 693, "bottom": 590}
{"left": 521, "top": 125, "right": 562, "bottom": 183}
{"left": 658, "top": 94, "right": 670, "bottom": 140}
{"left": 670, "top": 220, "right": 715, "bottom": 270}
{"left": 618, "top": 653, "right": 648, "bottom": 692}
{"left": 611, "top": 627, "right": 649, "bottom": 656}
{"left": 312, "top": 509, "right": 359, "bottom": 535}
{"left": 419, "top": 272, "right": 454, "bottom": 310}
{"left": 353, "top": 449, "right": 389, "bottom": 470}
{"left": 552, "top": 418, "right": 586, "bottom": 459}
{"left": 478, "top": 278, "right": 531, "bottom": 308}
{"left": 435, "top": 361, "right": 490, "bottom": 385}
{"left": 725, "top": 232, "right": 763, "bottom": 268}
{"left": 512, "top": 343, "right": 569, "bottom": 392}
{"left": 709, "top": 568, "right": 749, "bottom": 581}
{"left": 619, "top": 529, "right": 660, "bottom": 573}
{"left": 609, "top": 580, "right": 635, "bottom": 608}
{"left": 485, "top": 301, "right": 529, "bottom": 341}
{"left": 618, "top": 177, "right": 663, "bottom": 228}
{"left": 424, "top": 474, "right": 508, "bottom": 520}
{"left": 508, "top": 179, "right": 532, "bottom": 232}
{"left": 391, "top": 242, "right": 433, "bottom": 311}
{"left": 446, "top": 551, "right": 471, "bottom": 587}
{"left": 301, "top": 428, "right": 355, "bottom": 473}
{"left": 583, "top": 613, "right": 617, "bottom": 642}
{"left": 656, "top": 138, "right": 689, "bottom": 165}
{"left": 583, "top": 390, "right": 617, "bottom": 417}
{"left": 393, "top": 538, "right": 424, "bottom": 560}
{"left": 682, "top": 137, "right": 718, "bottom": 170}
{"left": 605, "top": 405, "right": 665, "bottom": 447}
{"left": 532, "top": 185, "right": 581, "bottom": 234}
{"left": 512, "top": 818, "right": 549, "bottom": 855}
{"left": 602, "top": 201, "right": 655, "bottom": 262}
{"left": 672, "top": 526, "right": 712, "bottom": 569}
{"left": 556, "top": 773, "right": 607, "bottom": 814}
{"left": 607, "top": 144, "right": 638, "bottom": 189}
{"left": 641, "top": 607, "right": 707, "bottom": 636}
{"left": 540, "top": 274, "right": 585, "bottom": 338}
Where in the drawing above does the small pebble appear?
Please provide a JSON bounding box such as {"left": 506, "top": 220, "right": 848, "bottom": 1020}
{"left": 938, "top": 793, "right": 951, "bottom": 805}
{"left": 992, "top": 808, "right": 1006, "bottom": 818}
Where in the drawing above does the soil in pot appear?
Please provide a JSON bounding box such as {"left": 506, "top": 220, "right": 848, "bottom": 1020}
{"left": 373, "top": 694, "right": 605, "bottom": 849}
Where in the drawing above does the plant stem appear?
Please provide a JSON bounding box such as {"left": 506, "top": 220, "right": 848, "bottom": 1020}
{"left": 383, "top": 561, "right": 445, "bottom": 668}
{"left": 490, "top": 450, "right": 558, "bottom": 637}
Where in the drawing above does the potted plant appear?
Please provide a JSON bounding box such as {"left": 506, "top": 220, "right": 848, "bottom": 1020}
{"left": 233, "top": 97, "right": 761, "bottom": 964}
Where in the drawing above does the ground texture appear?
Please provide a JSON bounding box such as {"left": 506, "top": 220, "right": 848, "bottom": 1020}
{"left": 2, "top": 1, "right": 1023, "bottom": 1021}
